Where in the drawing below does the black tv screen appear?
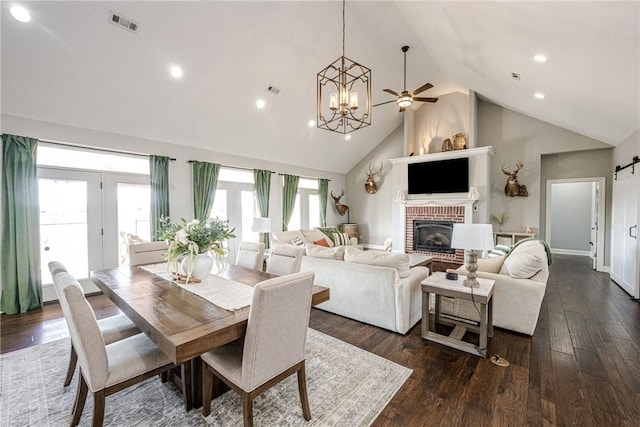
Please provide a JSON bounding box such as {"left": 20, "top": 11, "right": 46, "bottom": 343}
{"left": 408, "top": 158, "right": 469, "bottom": 194}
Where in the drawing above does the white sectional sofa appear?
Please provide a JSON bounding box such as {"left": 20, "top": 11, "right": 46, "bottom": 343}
{"left": 454, "top": 239, "right": 550, "bottom": 335}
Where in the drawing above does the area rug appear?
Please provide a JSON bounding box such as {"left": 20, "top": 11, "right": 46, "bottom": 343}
{"left": 0, "top": 329, "right": 410, "bottom": 426}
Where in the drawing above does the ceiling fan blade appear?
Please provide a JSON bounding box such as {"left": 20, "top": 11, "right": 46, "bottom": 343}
{"left": 412, "top": 82, "right": 433, "bottom": 95}
{"left": 372, "top": 100, "right": 397, "bottom": 108}
{"left": 399, "top": 106, "right": 406, "bottom": 113}
{"left": 414, "top": 97, "right": 439, "bottom": 103}
{"left": 383, "top": 88, "right": 399, "bottom": 96}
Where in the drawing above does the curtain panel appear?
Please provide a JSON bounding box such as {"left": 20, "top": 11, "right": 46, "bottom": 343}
{"left": 149, "top": 155, "right": 170, "bottom": 240}
{"left": 318, "top": 178, "right": 329, "bottom": 227}
{"left": 1, "top": 134, "right": 42, "bottom": 314}
{"left": 253, "top": 169, "right": 272, "bottom": 248}
{"left": 281, "top": 174, "right": 299, "bottom": 231}
{"left": 192, "top": 161, "right": 220, "bottom": 221}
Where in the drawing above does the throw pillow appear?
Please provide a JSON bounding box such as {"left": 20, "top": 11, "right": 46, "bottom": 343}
{"left": 502, "top": 243, "right": 546, "bottom": 279}
{"left": 477, "top": 256, "right": 505, "bottom": 274}
{"left": 317, "top": 226, "right": 340, "bottom": 243}
{"left": 305, "top": 244, "right": 344, "bottom": 260}
{"left": 332, "top": 232, "right": 351, "bottom": 246}
{"left": 344, "top": 247, "right": 410, "bottom": 278}
{"left": 487, "top": 244, "right": 511, "bottom": 258}
{"left": 314, "top": 238, "right": 330, "bottom": 247}
{"left": 302, "top": 228, "right": 334, "bottom": 247}
{"left": 290, "top": 236, "right": 306, "bottom": 247}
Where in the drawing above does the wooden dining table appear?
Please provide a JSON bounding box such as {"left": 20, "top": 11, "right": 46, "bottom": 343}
{"left": 90, "top": 263, "right": 329, "bottom": 409}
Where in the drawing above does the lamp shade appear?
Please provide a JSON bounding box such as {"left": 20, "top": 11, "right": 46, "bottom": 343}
{"left": 451, "top": 223, "right": 494, "bottom": 250}
{"left": 251, "top": 217, "right": 271, "bottom": 233}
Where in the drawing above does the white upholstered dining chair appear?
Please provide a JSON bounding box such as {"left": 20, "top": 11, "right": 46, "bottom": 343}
{"left": 235, "top": 241, "right": 265, "bottom": 271}
{"left": 128, "top": 241, "right": 168, "bottom": 266}
{"left": 201, "top": 271, "right": 315, "bottom": 426}
{"left": 53, "top": 272, "right": 180, "bottom": 427}
{"left": 47, "top": 261, "right": 140, "bottom": 387}
{"left": 265, "top": 245, "right": 304, "bottom": 275}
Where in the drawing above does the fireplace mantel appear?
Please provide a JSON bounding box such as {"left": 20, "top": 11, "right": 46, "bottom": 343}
{"left": 396, "top": 198, "right": 477, "bottom": 207}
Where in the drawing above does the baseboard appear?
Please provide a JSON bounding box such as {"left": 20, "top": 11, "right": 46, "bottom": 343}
{"left": 602, "top": 265, "right": 610, "bottom": 273}
{"left": 550, "top": 248, "right": 591, "bottom": 256}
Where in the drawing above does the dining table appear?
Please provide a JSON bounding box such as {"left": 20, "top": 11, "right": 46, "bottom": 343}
{"left": 90, "top": 263, "right": 330, "bottom": 409}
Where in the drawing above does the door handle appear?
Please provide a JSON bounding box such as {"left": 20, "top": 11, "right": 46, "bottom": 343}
{"left": 630, "top": 225, "right": 637, "bottom": 239}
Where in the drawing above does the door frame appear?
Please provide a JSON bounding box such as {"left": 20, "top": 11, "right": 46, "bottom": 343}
{"left": 545, "top": 176, "right": 606, "bottom": 272}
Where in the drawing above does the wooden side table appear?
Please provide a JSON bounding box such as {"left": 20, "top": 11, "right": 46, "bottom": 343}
{"left": 408, "top": 254, "right": 433, "bottom": 274}
{"left": 421, "top": 272, "right": 495, "bottom": 357}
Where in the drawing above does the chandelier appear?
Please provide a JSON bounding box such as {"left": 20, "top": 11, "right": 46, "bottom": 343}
{"left": 316, "top": 0, "right": 371, "bottom": 134}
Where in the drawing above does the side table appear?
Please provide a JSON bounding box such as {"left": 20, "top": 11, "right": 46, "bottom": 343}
{"left": 421, "top": 272, "right": 495, "bottom": 357}
{"left": 408, "top": 254, "right": 433, "bottom": 275}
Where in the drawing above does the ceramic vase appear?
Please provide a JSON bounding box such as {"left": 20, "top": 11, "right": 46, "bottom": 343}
{"left": 182, "top": 253, "right": 213, "bottom": 280}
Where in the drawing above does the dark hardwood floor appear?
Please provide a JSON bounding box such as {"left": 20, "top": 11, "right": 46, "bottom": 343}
{"left": 2, "top": 255, "right": 639, "bottom": 426}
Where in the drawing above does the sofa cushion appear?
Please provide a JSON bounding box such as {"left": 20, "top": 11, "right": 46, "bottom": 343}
{"left": 500, "top": 241, "right": 547, "bottom": 279}
{"left": 344, "top": 247, "right": 410, "bottom": 278}
{"left": 332, "top": 232, "right": 351, "bottom": 246}
{"left": 305, "top": 244, "right": 345, "bottom": 260}
{"left": 477, "top": 256, "right": 505, "bottom": 274}
{"left": 301, "top": 228, "right": 334, "bottom": 247}
{"left": 272, "top": 230, "right": 305, "bottom": 246}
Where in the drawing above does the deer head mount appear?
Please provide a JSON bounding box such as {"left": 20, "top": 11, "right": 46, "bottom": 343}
{"left": 364, "top": 161, "right": 383, "bottom": 194}
{"left": 502, "top": 161, "right": 528, "bottom": 197}
{"left": 330, "top": 190, "right": 350, "bottom": 222}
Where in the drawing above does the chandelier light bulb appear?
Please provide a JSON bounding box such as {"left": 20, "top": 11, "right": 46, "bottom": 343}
{"left": 10, "top": 5, "right": 31, "bottom": 23}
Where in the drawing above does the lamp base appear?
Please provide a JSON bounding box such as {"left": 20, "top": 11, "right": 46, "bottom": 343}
{"left": 462, "top": 278, "right": 480, "bottom": 288}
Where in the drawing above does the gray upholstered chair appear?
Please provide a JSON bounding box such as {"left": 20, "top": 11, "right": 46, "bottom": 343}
{"left": 236, "top": 241, "right": 265, "bottom": 271}
{"left": 128, "top": 241, "right": 168, "bottom": 266}
{"left": 47, "top": 261, "right": 140, "bottom": 387}
{"left": 201, "top": 271, "right": 315, "bottom": 426}
{"left": 265, "top": 245, "right": 304, "bottom": 276}
{"left": 53, "top": 272, "right": 180, "bottom": 426}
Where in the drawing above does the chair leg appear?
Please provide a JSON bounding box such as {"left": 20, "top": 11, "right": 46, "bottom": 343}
{"left": 92, "top": 389, "right": 105, "bottom": 427}
{"left": 242, "top": 393, "right": 253, "bottom": 427}
{"left": 159, "top": 371, "right": 169, "bottom": 383}
{"left": 202, "top": 364, "right": 213, "bottom": 417}
{"left": 297, "top": 362, "right": 311, "bottom": 421}
{"left": 64, "top": 344, "right": 78, "bottom": 387}
{"left": 71, "top": 374, "right": 88, "bottom": 426}
{"left": 181, "top": 362, "right": 193, "bottom": 411}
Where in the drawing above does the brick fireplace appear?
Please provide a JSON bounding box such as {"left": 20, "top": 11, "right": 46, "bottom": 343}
{"left": 405, "top": 205, "right": 465, "bottom": 264}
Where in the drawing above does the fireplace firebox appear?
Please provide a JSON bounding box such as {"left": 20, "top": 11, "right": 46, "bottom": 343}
{"left": 413, "top": 220, "right": 455, "bottom": 253}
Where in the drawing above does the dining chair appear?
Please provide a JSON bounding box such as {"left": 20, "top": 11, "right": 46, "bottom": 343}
{"left": 128, "top": 241, "right": 168, "bottom": 266}
{"left": 54, "top": 272, "right": 181, "bottom": 427}
{"left": 47, "top": 261, "right": 140, "bottom": 387}
{"left": 265, "top": 245, "right": 305, "bottom": 275}
{"left": 235, "top": 241, "right": 265, "bottom": 271}
{"left": 201, "top": 271, "right": 315, "bottom": 426}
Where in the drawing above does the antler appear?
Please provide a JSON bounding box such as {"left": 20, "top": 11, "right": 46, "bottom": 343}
{"left": 366, "top": 161, "right": 383, "bottom": 178}
{"left": 515, "top": 160, "right": 524, "bottom": 172}
{"left": 502, "top": 161, "right": 524, "bottom": 176}
{"left": 331, "top": 190, "right": 344, "bottom": 200}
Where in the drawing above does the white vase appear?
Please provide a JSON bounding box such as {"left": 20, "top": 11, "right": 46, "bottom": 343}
{"left": 181, "top": 253, "right": 213, "bottom": 280}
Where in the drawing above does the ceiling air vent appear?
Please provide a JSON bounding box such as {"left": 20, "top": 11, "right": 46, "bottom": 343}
{"left": 109, "top": 11, "right": 139, "bottom": 33}
{"left": 511, "top": 72, "right": 520, "bottom": 81}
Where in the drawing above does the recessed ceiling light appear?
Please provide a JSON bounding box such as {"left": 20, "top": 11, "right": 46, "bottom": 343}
{"left": 10, "top": 5, "right": 31, "bottom": 23}
{"left": 169, "top": 66, "right": 183, "bottom": 79}
{"left": 534, "top": 92, "right": 546, "bottom": 99}
{"left": 345, "top": 134, "right": 352, "bottom": 141}
{"left": 256, "top": 99, "right": 265, "bottom": 109}
{"left": 534, "top": 54, "right": 548, "bottom": 63}
{"left": 308, "top": 120, "right": 315, "bottom": 127}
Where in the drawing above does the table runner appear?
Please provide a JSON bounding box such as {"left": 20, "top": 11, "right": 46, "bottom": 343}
{"left": 140, "top": 263, "right": 254, "bottom": 311}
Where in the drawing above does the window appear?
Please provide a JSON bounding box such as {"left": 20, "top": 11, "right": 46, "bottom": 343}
{"left": 38, "top": 144, "right": 149, "bottom": 174}
{"left": 209, "top": 189, "right": 228, "bottom": 221}
{"left": 282, "top": 176, "right": 320, "bottom": 230}
{"left": 288, "top": 194, "right": 302, "bottom": 231}
{"left": 241, "top": 190, "right": 259, "bottom": 242}
{"left": 308, "top": 194, "right": 320, "bottom": 228}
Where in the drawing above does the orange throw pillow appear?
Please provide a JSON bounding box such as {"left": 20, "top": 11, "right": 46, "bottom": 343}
{"left": 314, "top": 238, "right": 330, "bottom": 247}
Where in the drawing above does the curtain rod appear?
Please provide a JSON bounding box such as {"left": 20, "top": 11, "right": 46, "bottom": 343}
{"left": 278, "top": 172, "right": 331, "bottom": 182}
{"left": 40, "top": 140, "right": 176, "bottom": 161}
{"left": 187, "top": 161, "right": 275, "bottom": 174}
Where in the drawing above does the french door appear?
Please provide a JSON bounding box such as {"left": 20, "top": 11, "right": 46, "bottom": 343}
{"left": 38, "top": 167, "right": 150, "bottom": 287}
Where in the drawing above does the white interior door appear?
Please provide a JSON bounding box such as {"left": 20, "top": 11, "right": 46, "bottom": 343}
{"left": 610, "top": 171, "right": 639, "bottom": 298}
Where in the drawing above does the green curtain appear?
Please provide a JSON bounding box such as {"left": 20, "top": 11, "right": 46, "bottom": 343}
{"left": 318, "top": 178, "right": 329, "bottom": 227}
{"left": 1, "top": 134, "right": 42, "bottom": 314}
{"left": 149, "top": 155, "right": 170, "bottom": 240}
{"left": 192, "top": 161, "right": 220, "bottom": 221}
{"left": 282, "top": 174, "right": 299, "bottom": 231}
{"left": 253, "top": 169, "right": 272, "bottom": 248}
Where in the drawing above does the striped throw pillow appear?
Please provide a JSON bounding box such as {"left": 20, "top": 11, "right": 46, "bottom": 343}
{"left": 290, "top": 236, "right": 306, "bottom": 247}
{"left": 333, "top": 232, "right": 351, "bottom": 246}
{"left": 487, "top": 244, "right": 511, "bottom": 258}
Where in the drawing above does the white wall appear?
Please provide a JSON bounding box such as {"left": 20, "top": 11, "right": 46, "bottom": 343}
{"left": 1, "top": 114, "right": 347, "bottom": 231}
{"left": 549, "top": 182, "right": 593, "bottom": 252}
{"left": 613, "top": 128, "right": 639, "bottom": 167}
{"left": 413, "top": 92, "right": 470, "bottom": 156}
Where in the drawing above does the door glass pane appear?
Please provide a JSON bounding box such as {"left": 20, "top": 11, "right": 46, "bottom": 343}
{"left": 288, "top": 194, "right": 301, "bottom": 231}
{"left": 117, "top": 183, "right": 151, "bottom": 265}
{"left": 39, "top": 178, "right": 88, "bottom": 284}
{"left": 210, "top": 189, "right": 227, "bottom": 221}
{"left": 309, "top": 194, "right": 320, "bottom": 228}
{"left": 241, "top": 190, "right": 258, "bottom": 242}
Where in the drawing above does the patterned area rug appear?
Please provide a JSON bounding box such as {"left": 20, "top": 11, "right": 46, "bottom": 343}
{"left": 0, "top": 329, "right": 410, "bottom": 426}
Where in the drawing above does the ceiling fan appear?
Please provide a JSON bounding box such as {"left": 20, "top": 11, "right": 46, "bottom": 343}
{"left": 373, "top": 45, "right": 438, "bottom": 112}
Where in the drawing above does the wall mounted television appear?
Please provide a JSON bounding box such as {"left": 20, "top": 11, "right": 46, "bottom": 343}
{"left": 408, "top": 157, "right": 469, "bottom": 194}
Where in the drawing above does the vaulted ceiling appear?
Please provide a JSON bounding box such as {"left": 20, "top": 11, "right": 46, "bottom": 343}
{"left": 2, "top": 1, "right": 638, "bottom": 173}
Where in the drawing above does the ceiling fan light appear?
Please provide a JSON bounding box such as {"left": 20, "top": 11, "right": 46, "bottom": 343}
{"left": 397, "top": 96, "right": 412, "bottom": 107}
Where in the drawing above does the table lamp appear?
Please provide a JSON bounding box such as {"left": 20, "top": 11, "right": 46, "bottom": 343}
{"left": 451, "top": 223, "right": 495, "bottom": 288}
{"left": 251, "top": 217, "right": 271, "bottom": 245}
